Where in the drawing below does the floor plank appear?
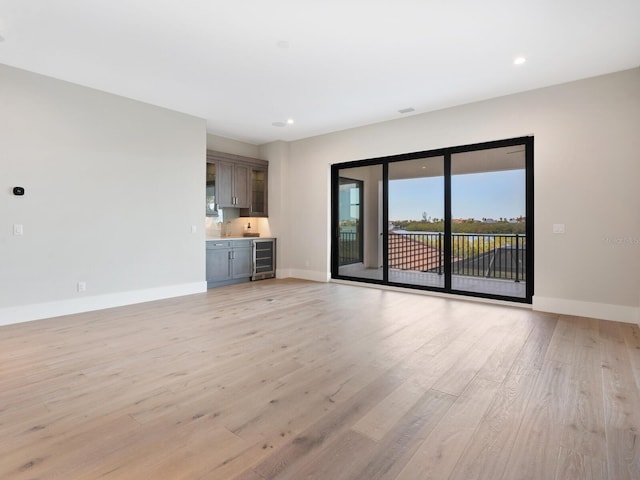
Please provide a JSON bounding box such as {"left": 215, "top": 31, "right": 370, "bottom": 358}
{"left": 599, "top": 321, "right": 640, "bottom": 479}
{"left": 0, "top": 279, "right": 638, "bottom": 479}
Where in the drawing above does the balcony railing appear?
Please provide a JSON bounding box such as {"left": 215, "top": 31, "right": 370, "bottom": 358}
{"left": 338, "top": 231, "right": 526, "bottom": 282}
{"left": 339, "top": 231, "right": 360, "bottom": 265}
{"left": 449, "top": 232, "right": 525, "bottom": 282}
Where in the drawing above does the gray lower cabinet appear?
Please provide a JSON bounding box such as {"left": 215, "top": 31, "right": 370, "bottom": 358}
{"left": 206, "top": 243, "right": 232, "bottom": 284}
{"left": 206, "top": 240, "right": 253, "bottom": 288}
{"left": 231, "top": 241, "right": 253, "bottom": 278}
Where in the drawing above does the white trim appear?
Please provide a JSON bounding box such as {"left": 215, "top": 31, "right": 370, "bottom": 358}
{"left": 533, "top": 296, "right": 640, "bottom": 325}
{"left": 286, "top": 269, "right": 331, "bottom": 283}
{"left": 0, "top": 282, "right": 207, "bottom": 327}
{"left": 276, "top": 268, "right": 293, "bottom": 279}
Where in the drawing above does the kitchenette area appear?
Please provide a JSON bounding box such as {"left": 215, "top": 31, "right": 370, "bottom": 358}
{"left": 205, "top": 150, "right": 276, "bottom": 288}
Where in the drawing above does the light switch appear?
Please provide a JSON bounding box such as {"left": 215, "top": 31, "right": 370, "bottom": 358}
{"left": 552, "top": 223, "right": 565, "bottom": 234}
{"left": 191, "top": 225, "right": 197, "bottom": 234}
{"left": 13, "top": 224, "right": 24, "bottom": 236}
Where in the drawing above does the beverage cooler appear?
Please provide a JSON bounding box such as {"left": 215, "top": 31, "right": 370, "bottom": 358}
{"left": 252, "top": 238, "right": 276, "bottom": 280}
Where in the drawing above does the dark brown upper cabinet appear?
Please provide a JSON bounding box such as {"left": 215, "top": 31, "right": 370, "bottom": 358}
{"left": 206, "top": 150, "right": 268, "bottom": 217}
{"left": 240, "top": 165, "right": 268, "bottom": 217}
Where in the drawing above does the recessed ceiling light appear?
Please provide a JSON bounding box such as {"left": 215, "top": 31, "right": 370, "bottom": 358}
{"left": 286, "top": 118, "right": 294, "bottom": 125}
{"left": 398, "top": 107, "right": 415, "bottom": 114}
{"left": 514, "top": 56, "right": 526, "bottom": 65}
{"left": 272, "top": 121, "right": 286, "bottom": 127}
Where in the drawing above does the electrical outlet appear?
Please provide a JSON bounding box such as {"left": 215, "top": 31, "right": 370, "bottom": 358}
{"left": 13, "top": 224, "right": 24, "bottom": 236}
{"left": 77, "top": 281, "right": 87, "bottom": 292}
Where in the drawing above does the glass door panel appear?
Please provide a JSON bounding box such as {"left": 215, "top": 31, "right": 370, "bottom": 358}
{"left": 388, "top": 156, "right": 445, "bottom": 288}
{"left": 337, "top": 165, "right": 383, "bottom": 281}
{"left": 206, "top": 162, "right": 218, "bottom": 216}
{"left": 450, "top": 146, "right": 526, "bottom": 298}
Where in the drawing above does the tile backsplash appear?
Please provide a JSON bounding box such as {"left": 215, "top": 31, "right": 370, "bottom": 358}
{"left": 205, "top": 209, "right": 271, "bottom": 239}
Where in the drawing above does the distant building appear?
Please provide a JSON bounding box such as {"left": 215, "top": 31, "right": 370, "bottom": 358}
{"left": 388, "top": 233, "right": 451, "bottom": 272}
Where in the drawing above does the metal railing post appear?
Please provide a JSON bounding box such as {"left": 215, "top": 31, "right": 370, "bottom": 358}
{"left": 438, "top": 232, "right": 442, "bottom": 275}
{"left": 515, "top": 234, "right": 520, "bottom": 283}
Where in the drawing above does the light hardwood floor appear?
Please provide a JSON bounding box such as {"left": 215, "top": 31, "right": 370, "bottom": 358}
{"left": 1, "top": 279, "right": 639, "bottom": 479}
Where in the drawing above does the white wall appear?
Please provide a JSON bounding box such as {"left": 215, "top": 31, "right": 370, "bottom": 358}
{"left": 207, "top": 133, "right": 259, "bottom": 158}
{"left": 262, "top": 68, "right": 640, "bottom": 323}
{"left": 0, "top": 64, "right": 207, "bottom": 325}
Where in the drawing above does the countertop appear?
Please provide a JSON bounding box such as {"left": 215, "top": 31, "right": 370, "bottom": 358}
{"left": 206, "top": 237, "right": 274, "bottom": 241}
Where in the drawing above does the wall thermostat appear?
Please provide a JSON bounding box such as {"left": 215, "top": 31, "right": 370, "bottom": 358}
{"left": 13, "top": 187, "right": 25, "bottom": 196}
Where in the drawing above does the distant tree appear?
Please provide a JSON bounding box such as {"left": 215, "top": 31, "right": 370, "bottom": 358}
{"left": 392, "top": 218, "right": 525, "bottom": 234}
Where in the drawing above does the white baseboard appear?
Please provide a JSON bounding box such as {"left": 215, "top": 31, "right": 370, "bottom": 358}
{"left": 533, "top": 296, "right": 640, "bottom": 325}
{"left": 278, "top": 268, "right": 330, "bottom": 283}
{"left": 0, "top": 282, "right": 207, "bottom": 327}
{"left": 276, "top": 268, "right": 293, "bottom": 279}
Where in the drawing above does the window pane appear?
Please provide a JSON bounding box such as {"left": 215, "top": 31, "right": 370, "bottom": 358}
{"left": 388, "top": 156, "right": 445, "bottom": 288}
{"left": 451, "top": 146, "right": 526, "bottom": 298}
{"left": 337, "top": 165, "right": 383, "bottom": 281}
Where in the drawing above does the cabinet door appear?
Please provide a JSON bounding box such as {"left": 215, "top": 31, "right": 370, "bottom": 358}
{"left": 206, "top": 163, "right": 218, "bottom": 216}
{"left": 233, "top": 163, "right": 251, "bottom": 208}
{"left": 216, "top": 160, "right": 234, "bottom": 207}
{"left": 232, "top": 245, "right": 253, "bottom": 279}
{"left": 240, "top": 167, "right": 268, "bottom": 217}
{"left": 250, "top": 167, "right": 268, "bottom": 216}
{"left": 206, "top": 246, "right": 232, "bottom": 283}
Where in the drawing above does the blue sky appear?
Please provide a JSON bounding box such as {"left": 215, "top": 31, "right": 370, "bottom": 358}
{"left": 388, "top": 170, "right": 526, "bottom": 221}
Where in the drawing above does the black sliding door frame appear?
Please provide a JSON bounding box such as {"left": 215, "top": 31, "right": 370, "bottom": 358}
{"left": 382, "top": 163, "right": 389, "bottom": 284}
{"left": 444, "top": 152, "right": 452, "bottom": 291}
{"left": 331, "top": 136, "right": 534, "bottom": 304}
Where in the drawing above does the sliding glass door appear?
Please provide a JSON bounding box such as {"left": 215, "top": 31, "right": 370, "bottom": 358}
{"left": 335, "top": 165, "right": 384, "bottom": 281}
{"left": 388, "top": 156, "right": 445, "bottom": 288}
{"left": 450, "top": 146, "right": 527, "bottom": 298}
{"left": 331, "top": 137, "right": 533, "bottom": 303}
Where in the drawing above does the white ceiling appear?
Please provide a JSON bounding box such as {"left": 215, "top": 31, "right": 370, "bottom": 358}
{"left": 0, "top": 0, "right": 638, "bottom": 145}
